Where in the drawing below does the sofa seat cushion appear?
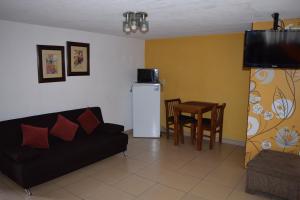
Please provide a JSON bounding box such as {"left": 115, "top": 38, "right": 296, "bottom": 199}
{"left": 3, "top": 146, "right": 44, "bottom": 163}
{"left": 4, "top": 132, "right": 126, "bottom": 164}
{"left": 47, "top": 133, "right": 126, "bottom": 158}
{"left": 94, "top": 123, "right": 124, "bottom": 135}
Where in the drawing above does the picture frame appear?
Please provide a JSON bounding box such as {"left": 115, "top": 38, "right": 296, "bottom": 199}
{"left": 67, "top": 41, "right": 90, "bottom": 76}
{"left": 37, "top": 45, "right": 66, "bottom": 83}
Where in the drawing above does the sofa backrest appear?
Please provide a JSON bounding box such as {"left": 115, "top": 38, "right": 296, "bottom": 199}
{"left": 0, "top": 107, "right": 104, "bottom": 149}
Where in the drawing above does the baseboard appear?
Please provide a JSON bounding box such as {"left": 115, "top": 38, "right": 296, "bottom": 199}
{"left": 124, "top": 129, "right": 133, "bottom": 134}
{"left": 221, "top": 138, "right": 245, "bottom": 147}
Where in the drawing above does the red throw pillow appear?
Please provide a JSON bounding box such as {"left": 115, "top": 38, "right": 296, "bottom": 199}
{"left": 50, "top": 114, "right": 79, "bottom": 141}
{"left": 21, "top": 124, "right": 49, "bottom": 149}
{"left": 77, "top": 108, "right": 100, "bottom": 134}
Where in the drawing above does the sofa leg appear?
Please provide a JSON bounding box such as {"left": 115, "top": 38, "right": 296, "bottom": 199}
{"left": 122, "top": 151, "right": 127, "bottom": 158}
{"left": 25, "top": 188, "right": 32, "bottom": 196}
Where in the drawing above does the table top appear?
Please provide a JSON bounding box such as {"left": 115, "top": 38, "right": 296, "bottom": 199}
{"left": 174, "top": 101, "right": 217, "bottom": 114}
{"left": 184, "top": 101, "right": 217, "bottom": 106}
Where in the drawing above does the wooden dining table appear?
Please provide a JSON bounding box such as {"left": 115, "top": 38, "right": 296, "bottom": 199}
{"left": 173, "top": 101, "right": 218, "bottom": 150}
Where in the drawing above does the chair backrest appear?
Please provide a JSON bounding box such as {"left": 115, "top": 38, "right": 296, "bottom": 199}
{"left": 164, "top": 98, "right": 181, "bottom": 118}
{"left": 216, "top": 103, "right": 226, "bottom": 127}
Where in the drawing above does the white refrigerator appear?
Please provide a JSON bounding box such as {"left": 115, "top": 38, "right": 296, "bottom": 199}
{"left": 132, "top": 83, "right": 160, "bottom": 138}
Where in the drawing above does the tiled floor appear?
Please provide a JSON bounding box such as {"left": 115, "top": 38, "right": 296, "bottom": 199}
{"left": 0, "top": 133, "right": 275, "bottom": 200}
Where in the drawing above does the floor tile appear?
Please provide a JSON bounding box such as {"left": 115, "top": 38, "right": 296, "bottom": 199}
{"left": 126, "top": 144, "right": 148, "bottom": 157}
{"left": 130, "top": 150, "right": 161, "bottom": 163}
{"left": 0, "top": 181, "right": 24, "bottom": 200}
{"left": 181, "top": 193, "right": 210, "bottom": 200}
{"left": 227, "top": 147, "right": 246, "bottom": 163}
{"left": 64, "top": 177, "right": 104, "bottom": 199}
{"left": 90, "top": 155, "right": 128, "bottom": 171}
{"left": 177, "top": 158, "right": 217, "bottom": 179}
{"left": 203, "top": 161, "right": 245, "bottom": 188}
{"left": 234, "top": 174, "right": 247, "bottom": 192}
{"left": 156, "top": 170, "right": 200, "bottom": 192}
{"left": 28, "top": 189, "right": 82, "bottom": 200}
{"left": 136, "top": 184, "right": 185, "bottom": 200}
{"left": 135, "top": 164, "right": 164, "bottom": 182}
{"left": 115, "top": 157, "right": 150, "bottom": 173}
{"left": 150, "top": 157, "right": 189, "bottom": 171}
{"left": 113, "top": 174, "right": 156, "bottom": 196}
{"left": 50, "top": 168, "right": 92, "bottom": 187}
{"left": 84, "top": 183, "right": 134, "bottom": 200}
{"left": 0, "top": 173, "right": 24, "bottom": 190}
{"left": 227, "top": 190, "right": 271, "bottom": 200}
{"left": 92, "top": 166, "right": 131, "bottom": 185}
{"left": 190, "top": 179, "right": 233, "bottom": 200}
{"left": 30, "top": 181, "right": 61, "bottom": 196}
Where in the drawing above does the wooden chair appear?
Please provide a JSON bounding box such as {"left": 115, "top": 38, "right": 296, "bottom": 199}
{"left": 164, "top": 98, "right": 196, "bottom": 143}
{"left": 202, "top": 103, "right": 226, "bottom": 149}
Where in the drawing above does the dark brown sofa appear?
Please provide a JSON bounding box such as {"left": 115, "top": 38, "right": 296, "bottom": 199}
{"left": 0, "top": 107, "right": 128, "bottom": 191}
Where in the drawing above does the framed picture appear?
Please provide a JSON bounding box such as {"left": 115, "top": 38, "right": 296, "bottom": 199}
{"left": 37, "top": 45, "right": 66, "bottom": 83}
{"left": 67, "top": 41, "right": 90, "bottom": 76}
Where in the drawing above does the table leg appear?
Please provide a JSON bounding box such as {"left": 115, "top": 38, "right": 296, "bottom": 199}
{"left": 191, "top": 123, "right": 196, "bottom": 145}
{"left": 174, "top": 109, "right": 179, "bottom": 145}
{"left": 191, "top": 114, "right": 196, "bottom": 144}
{"left": 180, "top": 123, "right": 184, "bottom": 144}
{"left": 196, "top": 112, "right": 203, "bottom": 150}
{"left": 209, "top": 105, "right": 217, "bottom": 149}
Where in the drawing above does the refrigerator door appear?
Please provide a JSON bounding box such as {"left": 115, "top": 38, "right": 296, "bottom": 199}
{"left": 132, "top": 83, "right": 160, "bottom": 138}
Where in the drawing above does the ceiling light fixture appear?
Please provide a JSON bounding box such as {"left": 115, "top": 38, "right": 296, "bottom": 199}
{"left": 123, "top": 12, "right": 149, "bottom": 34}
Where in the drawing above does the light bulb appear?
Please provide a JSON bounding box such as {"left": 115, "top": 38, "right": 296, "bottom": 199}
{"left": 123, "top": 22, "right": 131, "bottom": 33}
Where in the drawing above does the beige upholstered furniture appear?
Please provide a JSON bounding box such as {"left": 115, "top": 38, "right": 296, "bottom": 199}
{"left": 247, "top": 150, "right": 300, "bottom": 200}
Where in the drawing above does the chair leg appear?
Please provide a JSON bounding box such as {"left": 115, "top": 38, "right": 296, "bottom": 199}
{"left": 209, "top": 135, "right": 213, "bottom": 149}
{"left": 180, "top": 124, "right": 184, "bottom": 144}
{"left": 219, "top": 127, "right": 223, "bottom": 144}
{"left": 209, "top": 130, "right": 216, "bottom": 150}
{"left": 166, "top": 123, "right": 170, "bottom": 139}
{"left": 191, "top": 124, "right": 196, "bottom": 145}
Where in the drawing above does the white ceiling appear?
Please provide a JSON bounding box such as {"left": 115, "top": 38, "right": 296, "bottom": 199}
{"left": 0, "top": 0, "right": 299, "bottom": 39}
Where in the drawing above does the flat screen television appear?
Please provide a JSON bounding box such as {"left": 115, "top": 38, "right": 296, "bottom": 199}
{"left": 137, "top": 68, "right": 159, "bottom": 83}
{"left": 243, "top": 30, "right": 300, "bottom": 68}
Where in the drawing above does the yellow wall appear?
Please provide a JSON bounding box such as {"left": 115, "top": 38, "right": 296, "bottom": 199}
{"left": 145, "top": 33, "right": 250, "bottom": 141}
{"left": 245, "top": 19, "right": 300, "bottom": 165}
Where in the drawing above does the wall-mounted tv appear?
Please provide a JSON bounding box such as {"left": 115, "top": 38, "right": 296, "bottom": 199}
{"left": 243, "top": 30, "right": 300, "bottom": 68}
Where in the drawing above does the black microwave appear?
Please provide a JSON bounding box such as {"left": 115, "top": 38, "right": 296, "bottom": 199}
{"left": 137, "top": 68, "right": 159, "bottom": 83}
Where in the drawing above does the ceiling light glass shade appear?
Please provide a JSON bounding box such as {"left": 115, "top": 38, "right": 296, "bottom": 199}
{"left": 123, "top": 21, "right": 131, "bottom": 33}
{"left": 123, "top": 12, "right": 132, "bottom": 33}
{"left": 140, "top": 21, "right": 149, "bottom": 33}
{"left": 130, "top": 20, "right": 138, "bottom": 31}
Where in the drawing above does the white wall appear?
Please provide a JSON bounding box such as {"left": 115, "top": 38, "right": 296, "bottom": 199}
{"left": 0, "top": 20, "right": 144, "bottom": 130}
